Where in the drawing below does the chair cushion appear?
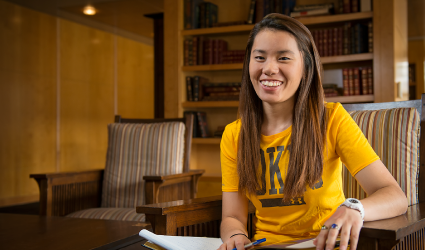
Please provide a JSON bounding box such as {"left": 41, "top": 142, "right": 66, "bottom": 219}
{"left": 101, "top": 122, "right": 186, "bottom": 208}
{"left": 66, "top": 208, "right": 146, "bottom": 222}
{"left": 342, "top": 107, "right": 420, "bottom": 206}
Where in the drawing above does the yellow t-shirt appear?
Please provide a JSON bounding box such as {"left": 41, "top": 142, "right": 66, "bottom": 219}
{"left": 221, "top": 102, "right": 379, "bottom": 244}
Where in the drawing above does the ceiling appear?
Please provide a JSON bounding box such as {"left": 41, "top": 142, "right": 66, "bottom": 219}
{"left": 4, "top": 0, "right": 164, "bottom": 42}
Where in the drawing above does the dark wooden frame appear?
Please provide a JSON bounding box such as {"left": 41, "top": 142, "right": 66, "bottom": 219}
{"left": 137, "top": 94, "right": 425, "bottom": 250}
{"left": 31, "top": 114, "right": 204, "bottom": 216}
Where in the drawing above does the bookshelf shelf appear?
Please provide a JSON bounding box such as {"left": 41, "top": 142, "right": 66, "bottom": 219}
{"left": 296, "top": 11, "right": 373, "bottom": 25}
{"left": 326, "top": 95, "right": 374, "bottom": 103}
{"left": 182, "top": 24, "right": 255, "bottom": 36}
{"left": 321, "top": 53, "right": 373, "bottom": 64}
{"left": 183, "top": 95, "right": 373, "bottom": 109}
{"left": 182, "top": 101, "right": 239, "bottom": 108}
{"left": 182, "top": 63, "right": 244, "bottom": 71}
{"left": 181, "top": 12, "right": 373, "bottom": 37}
{"left": 192, "top": 138, "right": 221, "bottom": 144}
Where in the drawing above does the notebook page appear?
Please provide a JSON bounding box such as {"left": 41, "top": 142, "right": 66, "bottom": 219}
{"left": 139, "top": 229, "right": 223, "bottom": 250}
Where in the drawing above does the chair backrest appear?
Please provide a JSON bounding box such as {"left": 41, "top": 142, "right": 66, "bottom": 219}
{"left": 341, "top": 94, "right": 425, "bottom": 205}
{"left": 101, "top": 114, "right": 194, "bottom": 208}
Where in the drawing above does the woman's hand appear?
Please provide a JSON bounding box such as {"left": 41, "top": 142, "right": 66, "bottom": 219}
{"left": 313, "top": 206, "right": 363, "bottom": 250}
{"left": 218, "top": 235, "right": 253, "bottom": 250}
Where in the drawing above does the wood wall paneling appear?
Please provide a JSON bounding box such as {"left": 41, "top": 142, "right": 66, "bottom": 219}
{"left": 0, "top": 0, "right": 57, "bottom": 202}
{"left": 408, "top": 40, "right": 425, "bottom": 99}
{"left": 0, "top": 1, "right": 155, "bottom": 206}
{"left": 59, "top": 19, "right": 115, "bottom": 172}
{"left": 394, "top": 0, "right": 409, "bottom": 101}
{"left": 117, "top": 36, "right": 154, "bottom": 118}
{"left": 164, "top": 0, "right": 181, "bottom": 118}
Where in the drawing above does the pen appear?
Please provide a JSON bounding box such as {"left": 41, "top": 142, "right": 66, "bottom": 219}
{"left": 232, "top": 238, "right": 266, "bottom": 250}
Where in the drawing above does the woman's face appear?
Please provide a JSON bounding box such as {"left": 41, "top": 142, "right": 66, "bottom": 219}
{"left": 249, "top": 29, "right": 304, "bottom": 106}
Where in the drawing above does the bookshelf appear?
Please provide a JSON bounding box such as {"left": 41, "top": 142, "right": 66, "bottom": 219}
{"left": 163, "top": 0, "right": 408, "bottom": 197}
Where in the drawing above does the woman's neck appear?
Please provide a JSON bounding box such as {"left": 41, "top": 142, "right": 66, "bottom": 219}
{"left": 261, "top": 99, "right": 295, "bottom": 136}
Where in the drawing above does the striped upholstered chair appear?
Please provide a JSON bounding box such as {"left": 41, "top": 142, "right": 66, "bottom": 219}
{"left": 137, "top": 95, "right": 425, "bottom": 250}
{"left": 30, "top": 114, "right": 204, "bottom": 223}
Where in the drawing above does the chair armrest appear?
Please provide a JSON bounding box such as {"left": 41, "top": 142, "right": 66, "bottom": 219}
{"left": 137, "top": 195, "right": 256, "bottom": 237}
{"left": 30, "top": 169, "right": 104, "bottom": 216}
{"left": 358, "top": 202, "right": 425, "bottom": 249}
{"left": 143, "top": 169, "right": 205, "bottom": 204}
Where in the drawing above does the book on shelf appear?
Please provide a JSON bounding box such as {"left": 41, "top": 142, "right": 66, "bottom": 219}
{"left": 361, "top": 67, "right": 369, "bottom": 95}
{"left": 193, "top": 76, "right": 208, "bottom": 101}
{"left": 290, "top": 3, "right": 335, "bottom": 17}
{"left": 186, "top": 76, "right": 193, "bottom": 101}
{"left": 323, "top": 83, "right": 340, "bottom": 97}
{"left": 247, "top": 0, "right": 256, "bottom": 24}
{"left": 184, "top": 0, "right": 204, "bottom": 30}
{"left": 256, "top": 0, "right": 296, "bottom": 22}
{"left": 342, "top": 68, "right": 350, "bottom": 96}
{"left": 340, "top": 0, "right": 371, "bottom": 13}
{"left": 196, "top": 111, "right": 209, "bottom": 138}
{"left": 201, "top": 82, "right": 241, "bottom": 101}
{"left": 348, "top": 68, "right": 354, "bottom": 95}
{"left": 368, "top": 21, "right": 373, "bottom": 53}
{"left": 184, "top": 0, "right": 217, "bottom": 29}
{"left": 341, "top": 66, "right": 373, "bottom": 96}
{"left": 311, "top": 20, "right": 372, "bottom": 58}
{"left": 367, "top": 66, "right": 373, "bottom": 94}
{"left": 353, "top": 67, "right": 360, "bottom": 95}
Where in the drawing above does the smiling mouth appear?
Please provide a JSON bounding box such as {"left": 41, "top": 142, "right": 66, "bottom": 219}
{"left": 260, "top": 80, "right": 283, "bottom": 87}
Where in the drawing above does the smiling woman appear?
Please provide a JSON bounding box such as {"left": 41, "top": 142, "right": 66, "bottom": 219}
{"left": 218, "top": 13, "right": 408, "bottom": 250}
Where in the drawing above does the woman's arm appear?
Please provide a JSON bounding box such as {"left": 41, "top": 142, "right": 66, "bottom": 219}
{"left": 354, "top": 159, "right": 408, "bottom": 220}
{"left": 219, "top": 191, "right": 252, "bottom": 250}
{"left": 314, "top": 159, "right": 407, "bottom": 250}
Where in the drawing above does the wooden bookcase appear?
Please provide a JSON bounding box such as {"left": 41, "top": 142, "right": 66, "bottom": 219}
{"left": 163, "top": 0, "right": 408, "bottom": 197}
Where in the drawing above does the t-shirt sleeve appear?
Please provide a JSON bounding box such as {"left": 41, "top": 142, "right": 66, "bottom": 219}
{"left": 331, "top": 104, "right": 380, "bottom": 176}
{"left": 221, "top": 122, "right": 239, "bottom": 192}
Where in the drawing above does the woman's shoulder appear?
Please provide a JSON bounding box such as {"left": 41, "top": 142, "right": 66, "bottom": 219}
{"left": 224, "top": 119, "right": 242, "bottom": 134}
{"left": 325, "top": 102, "right": 346, "bottom": 116}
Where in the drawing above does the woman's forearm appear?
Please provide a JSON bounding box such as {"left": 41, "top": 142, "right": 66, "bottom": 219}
{"left": 361, "top": 184, "right": 408, "bottom": 221}
{"left": 220, "top": 216, "right": 250, "bottom": 241}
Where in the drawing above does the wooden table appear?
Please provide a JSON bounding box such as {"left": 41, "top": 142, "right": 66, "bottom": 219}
{"left": 0, "top": 213, "right": 151, "bottom": 250}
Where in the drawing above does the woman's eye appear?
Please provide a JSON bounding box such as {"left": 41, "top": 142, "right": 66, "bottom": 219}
{"left": 255, "top": 56, "right": 265, "bottom": 60}
{"left": 279, "top": 57, "right": 290, "bottom": 60}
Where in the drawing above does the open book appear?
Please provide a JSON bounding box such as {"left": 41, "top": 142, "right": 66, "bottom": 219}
{"left": 139, "top": 230, "right": 337, "bottom": 250}
{"left": 139, "top": 229, "right": 223, "bottom": 250}
{"left": 254, "top": 238, "right": 316, "bottom": 249}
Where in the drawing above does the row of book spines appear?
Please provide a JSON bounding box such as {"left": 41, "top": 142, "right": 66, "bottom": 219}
{"left": 255, "top": 0, "right": 296, "bottom": 23}
{"left": 339, "top": 0, "right": 371, "bottom": 14}
{"left": 184, "top": 0, "right": 218, "bottom": 30}
{"left": 311, "top": 21, "right": 372, "bottom": 57}
{"left": 342, "top": 67, "right": 373, "bottom": 96}
{"left": 184, "top": 38, "right": 245, "bottom": 66}
{"left": 184, "top": 111, "right": 209, "bottom": 138}
{"left": 186, "top": 76, "right": 241, "bottom": 102}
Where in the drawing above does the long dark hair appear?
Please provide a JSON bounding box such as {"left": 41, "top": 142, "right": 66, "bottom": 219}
{"left": 237, "top": 13, "right": 327, "bottom": 201}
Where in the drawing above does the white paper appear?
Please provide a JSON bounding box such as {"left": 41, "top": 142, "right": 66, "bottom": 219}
{"left": 139, "top": 229, "right": 223, "bottom": 250}
{"left": 284, "top": 239, "right": 315, "bottom": 249}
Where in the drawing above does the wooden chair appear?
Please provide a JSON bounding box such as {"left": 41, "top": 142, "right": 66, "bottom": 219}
{"left": 137, "top": 94, "right": 425, "bottom": 250}
{"left": 31, "top": 114, "right": 204, "bottom": 222}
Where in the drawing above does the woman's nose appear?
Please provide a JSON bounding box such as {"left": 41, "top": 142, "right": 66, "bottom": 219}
{"left": 263, "top": 60, "right": 279, "bottom": 76}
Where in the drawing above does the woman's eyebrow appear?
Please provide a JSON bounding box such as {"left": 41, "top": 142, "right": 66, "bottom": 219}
{"left": 252, "top": 49, "right": 295, "bottom": 55}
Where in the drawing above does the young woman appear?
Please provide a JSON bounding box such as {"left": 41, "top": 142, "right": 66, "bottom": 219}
{"left": 218, "top": 13, "right": 407, "bottom": 250}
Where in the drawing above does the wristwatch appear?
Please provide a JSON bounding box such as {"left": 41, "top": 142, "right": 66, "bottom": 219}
{"left": 338, "top": 198, "right": 365, "bottom": 220}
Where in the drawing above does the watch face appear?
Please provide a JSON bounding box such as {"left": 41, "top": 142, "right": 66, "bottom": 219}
{"left": 349, "top": 199, "right": 359, "bottom": 204}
